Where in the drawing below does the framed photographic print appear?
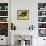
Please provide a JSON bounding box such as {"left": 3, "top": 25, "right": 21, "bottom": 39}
{"left": 38, "top": 29, "right": 46, "bottom": 37}
{"left": 0, "top": 23, "right": 8, "bottom": 37}
{"left": 17, "top": 10, "right": 29, "bottom": 20}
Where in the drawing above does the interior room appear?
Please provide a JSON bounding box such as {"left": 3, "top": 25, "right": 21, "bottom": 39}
{"left": 0, "top": 0, "right": 46, "bottom": 46}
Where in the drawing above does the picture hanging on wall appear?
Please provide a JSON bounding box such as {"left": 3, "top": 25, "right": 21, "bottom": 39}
{"left": 38, "top": 29, "right": 46, "bottom": 37}
{"left": 17, "top": 10, "right": 29, "bottom": 20}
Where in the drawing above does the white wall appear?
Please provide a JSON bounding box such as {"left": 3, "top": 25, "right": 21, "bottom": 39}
{"left": 11, "top": 0, "right": 46, "bottom": 46}
{"left": 11, "top": 0, "right": 38, "bottom": 30}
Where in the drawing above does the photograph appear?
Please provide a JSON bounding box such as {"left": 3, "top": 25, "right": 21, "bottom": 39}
{"left": 38, "top": 29, "right": 46, "bottom": 37}
{"left": 17, "top": 10, "right": 29, "bottom": 20}
{"left": 0, "top": 11, "right": 8, "bottom": 16}
{"left": 38, "top": 23, "right": 46, "bottom": 28}
{"left": 0, "top": 17, "right": 8, "bottom": 22}
{"left": 38, "top": 3, "right": 46, "bottom": 10}
{"left": 0, "top": 3, "right": 8, "bottom": 10}
{"left": 38, "top": 17, "right": 46, "bottom": 22}
{"left": 38, "top": 11, "right": 46, "bottom": 16}
{"left": 0, "top": 23, "right": 8, "bottom": 37}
